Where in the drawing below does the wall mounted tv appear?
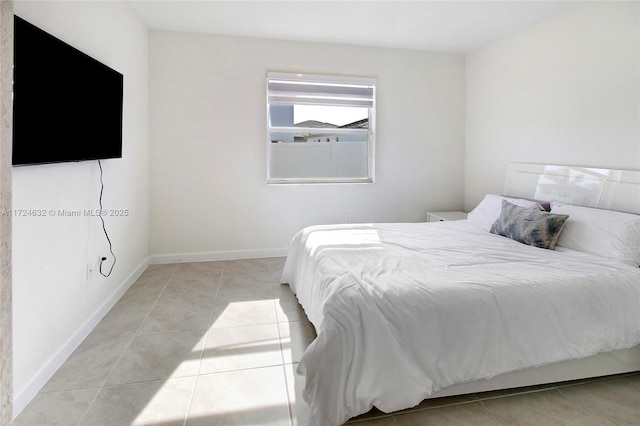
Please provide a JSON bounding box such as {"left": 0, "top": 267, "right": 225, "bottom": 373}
{"left": 12, "top": 15, "right": 123, "bottom": 166}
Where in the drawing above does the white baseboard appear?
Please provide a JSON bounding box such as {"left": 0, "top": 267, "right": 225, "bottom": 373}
{"left": 12, "top": 256, "right": 150, "bottom": 419}
{"left": 149, "top": 248, "right": 289, "bottom": 264}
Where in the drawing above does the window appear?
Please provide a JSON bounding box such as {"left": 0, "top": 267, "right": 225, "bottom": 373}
{"left": 267, "top": 72, "right": 376, "bottom": 184}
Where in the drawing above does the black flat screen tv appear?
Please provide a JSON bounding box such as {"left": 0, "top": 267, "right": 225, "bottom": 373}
{"left": 12, "top": 15, "right": 123, "bottom": 166}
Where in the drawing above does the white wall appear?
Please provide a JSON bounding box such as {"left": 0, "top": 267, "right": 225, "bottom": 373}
{"left": 465, "top": 1, "right": 640, "bottom": 211}
{"left": 149, "top": 31, "right": 465, "bottom": 257}
{"left": 11, "top": 1, "right": 149, "bottom": 414}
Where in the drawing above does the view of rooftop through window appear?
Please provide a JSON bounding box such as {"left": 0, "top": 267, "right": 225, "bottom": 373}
{"left": 294, "top": 105, "right": 368, "bottom": 128}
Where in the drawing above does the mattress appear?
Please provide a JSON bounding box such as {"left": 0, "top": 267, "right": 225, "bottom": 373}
{"left": 281, "top": 220, "right": 640, "bottom": 426}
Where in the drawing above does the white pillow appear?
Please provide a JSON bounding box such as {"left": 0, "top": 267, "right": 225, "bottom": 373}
{"left": 551, "top": 201, "right": 640, "bottom": 267}
{"left": 467, "top": 194, "right": 543, "bottom": 232}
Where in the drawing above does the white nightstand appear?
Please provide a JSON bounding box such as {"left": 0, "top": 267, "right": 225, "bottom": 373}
{"left": 427, "top": 211, "right": 468, "bottom": 222}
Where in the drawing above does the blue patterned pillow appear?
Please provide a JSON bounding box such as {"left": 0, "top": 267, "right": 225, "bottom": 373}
{"left": 490, "top": 200, "right": 569, "bottom": 250}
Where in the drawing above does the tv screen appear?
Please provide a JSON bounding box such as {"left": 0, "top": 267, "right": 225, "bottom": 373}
{"left": 12, "top": 15, "right": 123, "bottom": 166}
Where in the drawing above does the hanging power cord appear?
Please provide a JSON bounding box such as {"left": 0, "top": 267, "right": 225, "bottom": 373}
{"left": 98, "top": 160, "right": 116, "bottom": 277}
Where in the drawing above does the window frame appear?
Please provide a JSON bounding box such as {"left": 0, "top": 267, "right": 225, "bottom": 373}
{"left": 266, "top": 72, "right": 376, "bottom": 184}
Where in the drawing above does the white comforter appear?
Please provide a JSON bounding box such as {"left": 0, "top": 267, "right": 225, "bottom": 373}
{"left": 281, "top": 220, "right": 640, "bottom": 426}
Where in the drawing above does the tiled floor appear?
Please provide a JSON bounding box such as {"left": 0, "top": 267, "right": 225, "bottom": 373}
{"left": 13, "top": 258, "right": 640, "bottom": 426}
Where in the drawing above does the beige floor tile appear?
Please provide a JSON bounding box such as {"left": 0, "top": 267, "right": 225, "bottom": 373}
{"left": 130, "top": 267, "right": 175, "bottom": 290}
{"left": 481, "top": 388, "right": 612, "bottom": 426}
{"left": 133, "top": 264, "right": 177, "bottom": 286}
{"left": 265, "top": 258, "right": 287, "bottom": 284}
{"left": 136, "top": 299, "right": 214, "bottom": 335}
{"left": 186, "top": 366, "right": 290, "bottom": 426}
{"left": 556, "top": 378, "right": 640, "bottom": 425}
{"left": 284, "top": 363, "right": 308, "bottom": 426}
{"left": 115, "top": 279, "right": 167, "bottom": 308}
{"left": 12, "top": 388, "right": 99, "bottom": 426}
{"left": 199, "top": 324, "right": 282, "bottom": 374}
{"left": 156, "top": 278, "right": 219, "bottom": 306}
{"left": 222, "top": 258, "right": 270, "bottom": 281}
{"left": 106, "top": 331, "right": 205, "bottom": 385}
{"left": 279, "top": 320, "right": 316, "bottom": 364}
{"left": 267, "top": 256, "right": 286, "bottom": 272}
{"left": 41, "top": 336, "right": 131, "bottom": 393}
{"left": 274, "top": 284, "right": 296, "bottom": 299}
{"left": 84, "top": 302, "right": 152, "bottom": 342}
{"left": 350, "top": 417, "right": 399, "bottom": 425}
{"left": 275, "top": 285, "right": 307, "bottom": 323}
{"left": 211, "top": 298, "right": 277, "bottom": 328}
{"left": 217, "top": 276, "right": 275, "bottom": 302}
{"left": 172, "top": 261, "right": 224, "bottom": 282}
{"left": 275, "top": 300, "right": 307, "bottom": 323}
{"left": 394, "top": 401, "right": 499, "bottom": 425}
{"left": 625, "top": 372, "right": 640, "bottom": 389}
{"left": 81, "top": 377, "right": 195, "bottom": 426}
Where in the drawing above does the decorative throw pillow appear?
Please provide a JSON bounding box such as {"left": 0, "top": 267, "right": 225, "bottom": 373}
{"left": 467, "top": 194, "right": 545, "bottom": 232}
{"left": 490, "top": 200, "right": 569, "bottom": 249}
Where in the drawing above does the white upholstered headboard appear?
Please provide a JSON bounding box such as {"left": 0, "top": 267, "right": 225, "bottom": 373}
{"left": 504, "top": 162, "right": 640, "bottom": 214}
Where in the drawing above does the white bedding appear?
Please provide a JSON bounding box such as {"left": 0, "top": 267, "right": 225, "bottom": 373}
{"left": 281, "top": 220, "right": 640, "bottom": 426}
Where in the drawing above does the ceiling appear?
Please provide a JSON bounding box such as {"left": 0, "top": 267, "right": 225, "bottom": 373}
{"left": 128, "top": 1, "right": 583, "bottom": 54}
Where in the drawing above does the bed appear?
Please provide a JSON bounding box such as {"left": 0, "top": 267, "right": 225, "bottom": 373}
{"left": 280, "top": 163, "right": 640, "bottom": 426}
